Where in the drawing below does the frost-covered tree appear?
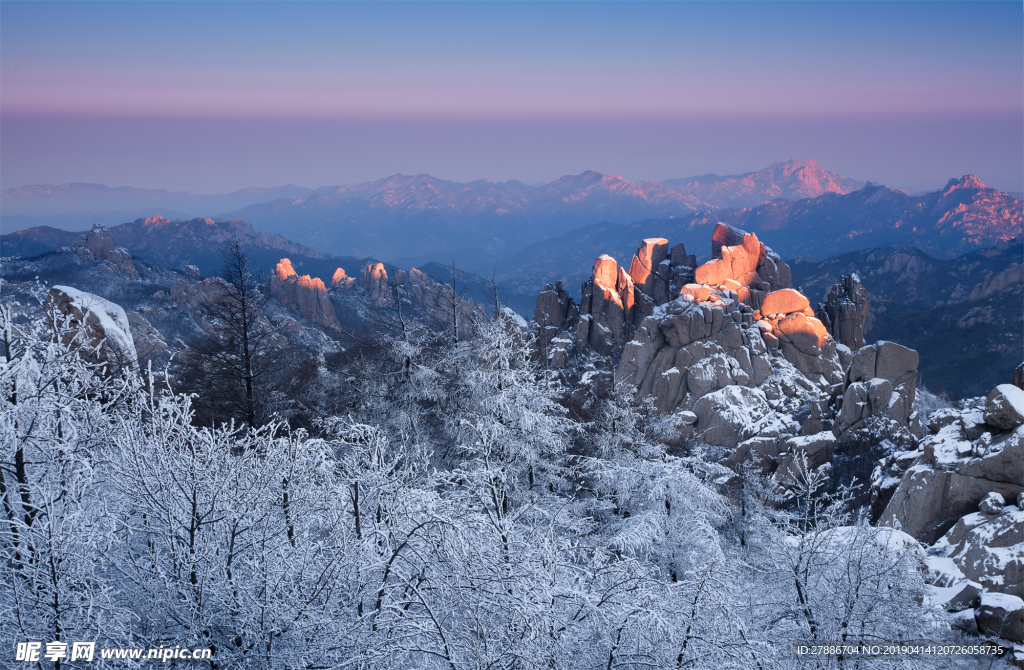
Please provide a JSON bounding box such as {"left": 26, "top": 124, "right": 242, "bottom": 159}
{"left": 0, "top": 298, "right": 136, "bottom": 659}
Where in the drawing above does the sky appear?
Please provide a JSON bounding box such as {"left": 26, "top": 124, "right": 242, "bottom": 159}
{"left": 1, "top": 1, "right": 1022, "bottom": 193}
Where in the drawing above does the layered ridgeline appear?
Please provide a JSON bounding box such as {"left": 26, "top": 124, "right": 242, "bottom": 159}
{"left": 491, "top": 175, "right": 1021, "bottom": 294}
{"left": 527, "top": 223, "right": 1024, "bottom": 642}
{"left": 3, "top": 159, "right": 864, "bottom": 261}
{"left": 792, "top": 236, "right": 1023, "bottom": 397}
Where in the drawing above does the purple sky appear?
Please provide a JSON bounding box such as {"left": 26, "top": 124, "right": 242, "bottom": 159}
{"left": 2, "top": 1, "right": 1022, "bottom": 193}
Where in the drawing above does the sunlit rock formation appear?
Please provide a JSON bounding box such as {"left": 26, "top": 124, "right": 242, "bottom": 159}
{"left": 331, "top": 267, "right": 355, "bottom": 289}
{"left": 268, "top": 259, "right": 340, "bottom": 329}
{"left": 362, "top": 262, "right": 390, "bottom": 306}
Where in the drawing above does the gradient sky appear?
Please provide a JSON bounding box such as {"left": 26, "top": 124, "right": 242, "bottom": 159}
{"left": 2, "top": 1, "right": 1022, "bottom": 193}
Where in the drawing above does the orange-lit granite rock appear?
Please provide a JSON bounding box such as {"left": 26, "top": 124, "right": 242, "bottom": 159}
{"left": 760, "top": 288, "right": 811, "bottom": 316}
{"left": 268, "top": 258, "right": 340, "bottom": 329}
{"left": 577, "top": 254, "right": 641, "bottom": 355}
{"left": 628, "top": 238, "right": 670, "bottom": 303}
{"left": 362, "top": 262, "right": 390, "bottom": 305}
{"left": 774, "top": 313, "right": 829, "bottom": 354}
{"left": 331, "top": 267, "right": 347, "bottom": 287}
{"left": 593, "top": 255, "right": 619, "bottom": 293}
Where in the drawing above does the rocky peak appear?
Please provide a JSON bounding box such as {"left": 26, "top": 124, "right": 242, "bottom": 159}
{"left": 944, "top": 174, "right": 988, "bottom": 195}
{"left": 816, "top": 273, "right": 869, "bottom": 350}
{"left": 71, "top": 224, "right": 140, "bottom": 281}
{"left": 330, "top": 267, "right": 354, "bottom": 289}
{"left": 362, "top": 262, "right": 390, "bottom": 306}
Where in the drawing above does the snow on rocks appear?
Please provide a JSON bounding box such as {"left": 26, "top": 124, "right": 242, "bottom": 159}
{"left": 981, "top": 492, "right": 1007, "bottom": 515}
{"left": 985, "top": 384, "right": 1024, "bottom": 430}
{"left": 930, "top": 505, "right": 1023, "bottom": 595}
{"left": 977, "top": 591, "right": 1024, "bottom": 642}
{"left": 879, "top": 421, "right": 1023, "bottom": 544}
{"left": 692, "top": 385, "right": 772, "bottom": 449}
{"left": 49, "top": 285, "right": 138, "bottom": 370}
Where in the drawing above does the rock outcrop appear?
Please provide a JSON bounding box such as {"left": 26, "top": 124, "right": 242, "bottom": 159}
{"left": 362, "top": 263, "right": 390, "bottom": 306}
{"left": 878, "top": 396, "right": 1024, "bottom": 545}
{"left": 577, "top": 255, "right": 640, "bottom": 355}
{"left": 268, "top": 259, "right": 340, "bottom": 329}
{"left": 984, "top": 384, "right": 1024, "bottom": 430}
{"left": 72, "top": 224, "right": 140, "bottom": 280}
{"left": 534, "top": 281, "right": 579, "bottom": 369}
{"left": 836, "top": 340, "right": 921, "bottom": 449}
{"left": 127, "top": 311, "right": 168, "bottom": 359}
{"left": 48, "top": 285, "right": 138, "bottom": 370}
{"left": 614, "top": 225, "right": 843, "bottom": 420}
{"left": 331, "top": 267, "right": 355, "bottom": 289}
{"left": 815, "top": 273, "right": 868, "bottom": 350}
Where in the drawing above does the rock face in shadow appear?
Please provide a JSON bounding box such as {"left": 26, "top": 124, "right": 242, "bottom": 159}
{"left": 72, "top": 224, "right": 140, "bottom": 281}
{"left": 816, "top": 273, "right": 868, "bottom": 350}
{"left": 534, "top": 281, "right": 579, "bottom": 369}
{"left": 268, "top": 259, "right": 340, "bottom": 329}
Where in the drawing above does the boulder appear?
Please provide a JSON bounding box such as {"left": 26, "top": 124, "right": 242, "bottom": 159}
{"left": 48, "top": 286, "right": 138, "bottom": 370}
{"left": 985, "top": 384, "right": 1024, "bottom": 430}
{"left": 980, "top": 492, "right": 1006, "bottom": 515}
{"left": 774, "top": 313, "right": 828, "bottom": 354}
{"left": 977, "top": 592, "right": 1024, "bottom": 642}
{"left": 775, "top": 431, "right": 837, "bottom": 484}
{"left": 760, "top": 289, "right": 810, "bottom": 316}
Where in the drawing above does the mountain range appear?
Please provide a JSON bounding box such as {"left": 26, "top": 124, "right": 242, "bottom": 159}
{"left": 791, "top": 237, "right": 1023, "bottom": 397}
{"left": 484, "top": 176, "right": 1021, "bottom": 293}
{"left": 2, "top": 159, "right": 861, "bottom": 260}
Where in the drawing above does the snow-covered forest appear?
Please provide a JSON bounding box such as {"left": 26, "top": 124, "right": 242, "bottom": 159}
{"left": 1, "top": 258, "right": 1006, "bottom": 670}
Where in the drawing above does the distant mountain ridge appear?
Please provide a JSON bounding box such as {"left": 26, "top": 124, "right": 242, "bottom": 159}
{"left": 2, "top": 159, "right": 863, "bottom": 260}
{"left": 218, "top": 159, "right": 865, "bottom": 260}
{"left": 487, "top": 175, "right": 1021, "bottom": 294}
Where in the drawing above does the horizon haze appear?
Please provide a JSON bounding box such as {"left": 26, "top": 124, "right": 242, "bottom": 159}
{"left": 2, "top": 1, "right": 1022, "bottom": 195}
